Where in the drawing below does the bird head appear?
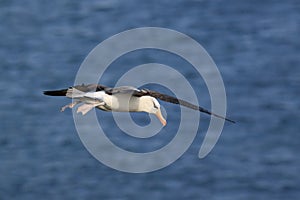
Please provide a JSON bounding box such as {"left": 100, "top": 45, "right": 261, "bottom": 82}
{"left": 139, "top": 96, "right": 167, "bottom": 126}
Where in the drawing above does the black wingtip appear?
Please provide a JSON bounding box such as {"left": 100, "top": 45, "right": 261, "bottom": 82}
{"left": 43, "top": 89, "right": 67, "bottom": 96}
{"left": 43, "top": 91, "right": 51, "bottom": 95}
{"left": 216, "top": 115, "right": 236, "bottom": 124}
{"left": 198, "top": 107, "right": 236, "bottom": 124}
{"left": 225, "top": 118, "right": 236, "bottom": 124}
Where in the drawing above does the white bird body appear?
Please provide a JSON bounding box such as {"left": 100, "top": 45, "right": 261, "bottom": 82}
{"left": 60, "top": 86, "right": 167, "bottom": 125}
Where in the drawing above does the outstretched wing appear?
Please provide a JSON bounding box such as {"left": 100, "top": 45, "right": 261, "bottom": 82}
{"left": 133, "top": 89, "right": 235, "bottom": 123}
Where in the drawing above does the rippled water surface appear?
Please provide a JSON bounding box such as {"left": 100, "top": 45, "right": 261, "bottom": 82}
{"left": 0, "top": 0, "right": 299, "bottom": 199}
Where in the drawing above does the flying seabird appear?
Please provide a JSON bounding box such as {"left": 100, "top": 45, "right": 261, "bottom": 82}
{"left": 43, "top": 84, "right": 235, "bottom": 126}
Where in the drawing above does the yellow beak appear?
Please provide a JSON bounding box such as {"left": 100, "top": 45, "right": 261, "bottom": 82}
{"left": 155, "top": 109, "right": 167, "bottom": 126}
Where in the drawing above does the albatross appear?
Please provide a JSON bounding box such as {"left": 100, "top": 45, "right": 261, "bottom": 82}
{"left": 43, "top": 84, "right": 235, "bottom": 126}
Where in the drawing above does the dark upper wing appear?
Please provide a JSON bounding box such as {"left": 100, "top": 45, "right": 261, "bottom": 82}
{"left": 69, "top": 84, "right": 138, "bottom": 95}
{"left": 44, "top": 84, "right": 139, "bottom": 96}
{"left": 73, "top": 83, "right": 109, "bottom": 92}
{"left": 133, "top": 89, "right": 235, "bottom": 123}
{"left": 103, "top": 86, "right": 140, "bottom": 95}
{"left": 44, "top": 84, "right": 109, "bottom": 96}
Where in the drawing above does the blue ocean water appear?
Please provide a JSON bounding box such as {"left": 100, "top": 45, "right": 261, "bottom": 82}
{"left": 0, "top": 0, "right": 299, "bottom": 199}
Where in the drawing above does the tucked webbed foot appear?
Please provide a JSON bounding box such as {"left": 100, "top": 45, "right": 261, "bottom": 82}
{"left": 76, "top": 102, "right": 105, "bottom": 115}
{"left": 61, "top": 101, "right": 80, "bottom": 112}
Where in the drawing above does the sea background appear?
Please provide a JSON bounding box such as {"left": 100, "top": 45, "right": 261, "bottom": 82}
{"left": 0, "top": 0, "right": 299, "bottom": 199}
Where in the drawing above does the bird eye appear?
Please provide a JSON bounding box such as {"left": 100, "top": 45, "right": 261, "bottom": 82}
{"left": 153, "top": 101, "right": 159, "bottom": 109}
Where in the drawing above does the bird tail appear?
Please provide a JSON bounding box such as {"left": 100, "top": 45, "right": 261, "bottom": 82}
{"left": 43, "top": 87, "right": 86, "bottom": 98}
{"left": 43, "top": 89, "right": 68, "bottom": 96}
